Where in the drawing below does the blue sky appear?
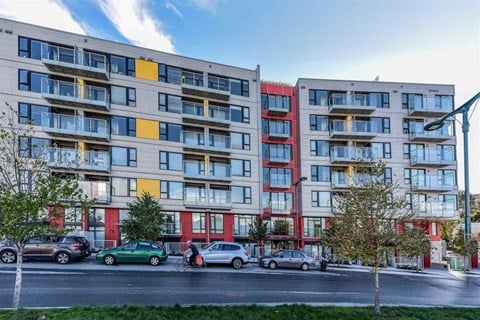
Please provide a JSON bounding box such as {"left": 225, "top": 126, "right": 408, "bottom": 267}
{"left": 1, "top": 0, "right": 479, "bottom": 191}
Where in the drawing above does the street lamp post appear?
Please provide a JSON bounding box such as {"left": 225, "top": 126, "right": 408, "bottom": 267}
{"left": 424, "top": 92, "right": 480, "bottom": 253}
{"left": 294, "top": 176, "right": 308, "bottom": 250}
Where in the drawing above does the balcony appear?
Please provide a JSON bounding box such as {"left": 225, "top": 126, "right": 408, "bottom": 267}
{"left": 265, "top": 201, "right": 292, "bottom": 214}
{"left": 46, "top": 148, "right": 110, "bottom": 172}
{"left": 183, "top": 160, "right": 231, "bottom": 182}
{"left": 181, "top": 73, "right": 230, "bottom": 102}
{"left": 411, "top": 175, "right": 457, "bottom": 192}
{"left": 41, "top": 113, "right": 109, "bottom": 141}
{"left": 330, "top": 146, "right": 377, "bottom": 164}
{"left": 162, "top": 223, "right": 182, "bottom": 236}
{"left": 267, "top": 102, "right": 289, "bottom": 115}
{"left": 408, "top": 97, "right": 453, "bottom": 117}
{"left": 41, "top": 79, "right": 109, "bottom": 110}
{"left": 182, "top": 102, "right": 230, "bottom": 127}
{"left": 182, "top": 131, "right": 231, "bottom": 154}
{"left": 409, "top": 123, "right": 453, "bottom": 142}
{"left": 268, "top": 151, "right": 291, "bottom": 164}
{"left": 267, "top": 175, "right": 291, "bottom": 189}
{"left": 233, "top": 225, "right": 250, "bottom": 237}
{"left": 303, "top": 227, "right": 324, "bottom": 238}
{"left": 410, "top": 149, "right": 456, "bottom": 167}
{"left": 331, "top": 173, "right": 377, "bottom": 189}
{"left": 77, "top": 181, "right": 110, "bottom": 204}
{"left": 328, "top": 93, "right": 376, "bottom": 114}
{"left": 411, "top": 202, "right": 459, "bottom": 219}
{"left": 330, "top": 120, "right": 377, "bottom": 139}
{"left": 183, "top": 189, "right": 232, "bottom": 209}
{"left": 41, "top": 43, "right": 109, "bottom": 80}
{"left": 266, "top": 123, "right": 290, "bottom": 139}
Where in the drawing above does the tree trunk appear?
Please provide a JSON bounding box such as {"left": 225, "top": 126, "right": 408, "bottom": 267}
{"left": 13, "top": 250, "right": 23, "bottom": 309}
{"left": 374, "top": 268, "right": 381, "bottom": 315}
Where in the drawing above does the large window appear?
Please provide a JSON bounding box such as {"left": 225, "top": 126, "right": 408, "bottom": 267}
{"left": 310, "top": 115, "right": 329, "bottom": 131}
{"left": 160, "top": 181, "right": 183, "bottom": 199}
{"left": 18, "top": 36, "right": 46, "bottom": 59}
{"left": 111, "top": 116, "right": 136, "bottom": 136}
{"left": 160, "top": 151, "right": 183, "bottom": 170}
{"left": 158, "top": 93, "right": 182, "bottom": 113}
{"left": 110, "top": 55, "right": 135, "bottom": 76}
{"left": 263, "top": 192, "right": 293, "bottom": 210}
{"left": 231, "top": 132, "right": 250, "bottom": 150}
{"left": 232, "top": 186, "right": 252, "bottom": 204}
{"left": 311, "top": 165, "right": 331, "bottom": 182}
{"left": 19, "top": 137, "right": 49, "bottom": 159}
{"left": 192, "top": 212, "right": 206, "bottom": 233}
{"left": 111, "top": 86, "right": 136, "bottom": 107}
{"left": 18, "top": 103, "right": 49, "bottom": 125}
{"left": 309, "top": 89, "right": 328, "bottom": 106}
{"left": 438, "top": 169, "right": 456, "bottom": 186}
{"left": 437, "top": 144, "right": 456, "bottom": 161}
{"left": 229, "top": 78, "right": 249, "bottom": 97}
{"left": 210, "top": 213, "right": 224, "bottom": 234}
{"left": 18, "top": 69, "right": 49, "bottom": 93}
{"left": 404, "top": 168, "right": 425, "bottom": 185}
{"left": 264, "top": 168, "right": 292, "bottom": 186}
{"left": 64, "top": 207, "right": 83, "bottom": 232}
{"left": 261, "top": 93, "right": 291, "bottom": 111}
{"left": 370, "top": 142, "right": 391, "bottom": 158}
{"left": 370, "top": 117, "right": 390, "bottom": 133}
{"left": 312, "top": 191, "right": 331, "bottom": 207}
{"left": 159, "top": 64, "right": 181, "bottom": 84}
{"left": 310, "top": 140, "right": 330, "bottom": 156}
{"left": 231, "top": 159, "right": 251, "bottom": 177}
{"left": 230, "top": 105, "right": 250, "bottom": 123}
{"left": 111, "top": 177, "right": 137, "bottom": 197}
{"left": 111, "top": 147, "right": 137, "bottom": 167}
{"left": 160, "top": 122, "right": 182, "bottom": 142}
{"left": 402, "top": 93, "right": 423, "bottom": 109}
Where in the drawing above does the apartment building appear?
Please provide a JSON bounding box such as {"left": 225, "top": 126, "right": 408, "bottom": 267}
{"left": 260, "top": 82, "right": 301, "bottom": 251}
{"left": 0, "top": 18, "right": 262, "bottom": 251}
{"left": 296, "top": 79, "right": 458, "bottom": 267}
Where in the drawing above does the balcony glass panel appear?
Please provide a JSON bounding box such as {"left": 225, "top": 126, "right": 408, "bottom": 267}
{"left": 182, "top": 70, "right": 203, "bottom": 87}
{"left": 207, "top": 75, "right": 229, "bottom": 92}
{"left": 183, "top": 160, "right": 205, "bottom": 176}
{"left": 41, "top": 79, "right": 108, "bottom": 106}
{"left": 41, "top": 113, "right": 108, "bottom": 138}
{"left": 41, "top": 43, "right": 108, "bottom": 73}
{"left": 208, "top": 189, "right": 231, "bottom": 206}
{"left": 209, "top": 134, "right": 230, "bottom": 149}
{"left": 184, "top": 187, "right": 207, "bottom": 205}
{"left": 209, "top": 105, "right": 230, "bottom": 121}
{"left": 331, "top": 146, "right": 376, "bottom": 161}
{"left": 209, "top": 163, "right": 231, "bottom": 179}
{"left": 269, "top": 174, "right": 291, "bottom": 187}
{"left": 330, "top": 120, "right": 377, "bottom": 134}
{"left": 182, "top": 131, "right": 205, "bottom": 147}
{"left": 182, "top": 101, "right": 204, "bottom": 116}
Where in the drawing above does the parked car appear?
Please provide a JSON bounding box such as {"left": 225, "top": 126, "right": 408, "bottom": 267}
{"left": 96, "top": 240, "right": 168, "bottom": 266}
{"left": 199, "top": 241, "right": 249, "bottom": 269}
{"left": 0, "top": 235, "right": 91, "bottom": 264}
{"left": 259, "top": 249, "right": 316, "bottom": 271}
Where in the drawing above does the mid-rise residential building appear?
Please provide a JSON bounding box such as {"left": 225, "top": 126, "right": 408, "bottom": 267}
{"left": 296, "top": 78, "right": 458, "bottom": 266}
{"left": 0, "top": 18, "right": 262, "bottom": 253}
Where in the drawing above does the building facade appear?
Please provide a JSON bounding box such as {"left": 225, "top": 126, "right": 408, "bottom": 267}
{"left": 296, "top": 78, "right": 458, "bottom": 266}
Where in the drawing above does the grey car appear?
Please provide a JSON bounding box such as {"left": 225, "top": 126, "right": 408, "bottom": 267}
{"left": 198, "top": 241, "right": 249, "bottom": 269}
{"left": 259, "top": 249, "right": 316, "bottom": 271}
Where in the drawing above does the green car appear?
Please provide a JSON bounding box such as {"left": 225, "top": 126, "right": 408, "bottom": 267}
{"left": 96, "top": 240, "right": 168, "bottom": 266}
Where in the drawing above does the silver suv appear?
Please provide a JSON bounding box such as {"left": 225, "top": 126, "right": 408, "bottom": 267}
{"left": 199, "top": 241, "right": 249, "bottom": 269}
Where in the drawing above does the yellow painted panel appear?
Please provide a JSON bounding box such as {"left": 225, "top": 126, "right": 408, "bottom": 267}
{"left": 346, "top": 166, "right": 353, "bottom": 174}
{"left": 138, "top": 178, "right": 160, "bottom": 199}
{"left": 77, "top": 141, "right": 85, "bottom": 151}
{"left": 136, "top": 119, "right": 159, "bottom": 140}
{"left": 135, "top": 59, "right": 158, "bottom": 81}
{"left": 203, "top": 99, "right": 209, "bottom": 117}
{"left": 77, "top": 78, "right": 85, "bottom": 98}
{"left": 205, "top": 155, "right": 209, "bottom": 176}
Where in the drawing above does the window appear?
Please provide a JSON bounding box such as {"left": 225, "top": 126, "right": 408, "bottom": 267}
{"left": 263, "top": 119, "right": 291, "bottom": 136}
{"left": 263, "top": 192, "right": 293, "bottom": 210}
{"left": 160, "top": 151, "right": 183, "bottom": 170}
{"left": 309, "top": 89, "right": 328, "bottom": 106}
{"left": 310, "top": 140, "right": 329, "bottom": 156}
{"left": 19, "top": 137, "right": 49, "bottom": 159}
{"left": 437, "top": 144, "right": 455, "bottom": 161}
{"left": 230, "top": 105, "right": 250, "bottom": 123}
{"left": 111, "top": 116, "right": 136, "bottom": 136}
{"left": 261, "top": 93, "right": 291, "bottom": 111}
{"left": 111, "top": 147, "right": 137, "bottom": 167}
{"left": 380, "top": 167, "right": 393, "bottom": 184}
{"left": 310, "top": 115, "right": 329, "bottom": 131}
{"left": 264, "top": 168, "right": 292, "bottom": 186}
{"left": 192, "top": 212, "right": 206, "bottom": 233}
{"left": 304, "top": 217, "right": 325, "bottom": 237}
{"left": 406, "top": 193, "right": 427, "bottom": 211}
{"left": 432, "top": 221, "right": 438, "bottom": 236}
{"left": 367, "top": 92, "right": 390, "bottom": 108}
{"left": 18, "top": 69, "right": 49, "bottom": 93}
{"left": 439, "top": 194, "right": 458, "bottom": 210}
{"left": 210, "top": 214, "right": 224, "bottom": 234}
{"left": 234, "top": 215, "right": 255, "bottom": 236}
{"left": 231, "top": 159, "right": 251, "bottom": 177}
{"left": 311, "top": 166, "right": 331, "bottom": 182}
{"left": 18, "top": 37, "right": 44, "bottom": 59}
{"left": 111, "top": 86, "right": 136, "bottom": 106}
{"left": 229, "top": 78, "right": 249, "bottom": 96}
{"left": 371, "top": 142, "right": 391, "bottom": 158}
{"left": 370, "top": 117, "right": 390, "bottom": 133}
{"left": 158, "top": 93, "right": 182, "bottom": 113}
{"left": 404, "top": 168, "right": 425, "bottom": 185}
{"left": 18, "top": 103, "right": 49, "bottom": 125}
{"left": 159, "top": 64, "right": 181, "bottom": 85}
{"left": 232, "top": 186, "right": 252, "bottom": 204}
{"left": 263, "top": 143, "right": 291, "bottom": 161}
{"left": 403, "top": 143, "right": 425, "bottom": 159}
{"left": 402, "top": 93, "right": 423, "bottom": 109}
{"left": 111, "top": 177, "right": 137, "bottom": 197}
{"left": 160, "top": 122, "right": 182, "bottom": 142}
{"left": 438, "top": 169, "right": 456, "bottom": 186}
{"left": 110, "top": 55, "right": 135, "bottom": 76}
{"left": 312, "top": 191, "right": 331, "bottom": 207}
{"left": 435, "top": 95, "right": 453, "bottom": 110}
{"left": 231, "top": 132, "right": 250, "bottom": 150}
{"left": 160, "top": 181, "right": 183, "bottom": 199}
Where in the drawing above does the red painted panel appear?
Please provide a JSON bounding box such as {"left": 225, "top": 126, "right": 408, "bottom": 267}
{"left": 105, "top": 208, "right": 119, "bottom": 246}
{"left": 223, "top": 214, "right": 234, "bottom": 242}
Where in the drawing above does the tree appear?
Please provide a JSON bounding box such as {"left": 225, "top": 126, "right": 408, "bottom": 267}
{"left": 249, "top": 216, "right": 268, "bottom": 257}
{"left": 397, "top": 227, "right": 431, "bottom": 272}
{"left": 0, "top": 103, "right": 89, "bottom": 310}
{"left": 451, "top": 229, "right": 479, "bottom": 271}
{"left": 459, "top": 190, "right": 480, "bottom": 222}
{"left": 273, "top": 220, "right": 290, "bottom": 235}
{"left": 441, "top": 220, "right": 460, "bottom": 250}
{"left": 123, "top": 192, "right": 164, "bottom": 241}
{"left": 325, "top": 161, "right": 411, "bottom": 315}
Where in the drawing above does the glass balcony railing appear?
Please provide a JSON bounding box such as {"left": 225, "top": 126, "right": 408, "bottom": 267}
{"left": 412, "top": 202, "right": 458, "bottom": 219}
{"left": 41, "top": 78, "right": 109, "bottom": 109}
{"left": 411, "top": 175, "right": 456, "bottom": 191}
{"left": 264, "top": 200, "right": 292, "bottom": 212}
{"left": 182, "top": 101, "right": 204, "bottom": 117}
{"left": 182, "top": 102, "right": 230, "bottom": 124}
{"left": 209, "top": 163, "right": 231, "bottom": 180}
{"left": 41, "top": 43, "right": 109, "bottom": 78}
{"left": 329, "top": 93, "right": 378, "bottom": 107}
{"left": 330, "top": 146, "right": 377, "bottom": 162}
{"left": 409, "top": 123, "right": 453, "bottom": 141}
{"left": 209, "top": 105, "right": 230, "bottom": 122}
{"left": 331, "top": 172, "right": 377, "bottom": 188}
{"left": 268, "top": 175, "right": 291, "bottom": 188}
{"left": 184, "top": 188, "right": 231, "bottom": 208}
{"left": 234, "top": 225, "right": 250, "bottom": 236}
{"left": 162, "top": 222, "right": 182, "bottom": 235}
{"left": 208, "top": 189, "right": 231, "bottom": 207}
{"left": 410, "top": 148, "right": 455, "bottom": 166}
{"left": 408, "top": 96, "right": 453, "bottom": 115}
{"left": 266, "top": 122, "right": 290, "bottom": 137}
{"left": 181, "top": 70, "right": 204, "bottom": 88}
{"left": 45, "top": 148, "right": 110, "bottom": 172}
{"left": 77, "top": 180, "right": 110, "bottom": 203}
{"left": 330, "top": 120, "right": 378, "bottom": 136}
{"left": 269, "top": 151, "right": 291, "bottom": 163}
{"left": 182, "top": 131, "right": 205, "bottom": 148}
{"left": 303, "top": 227, "right": 323, "bottom": 238}
{"left": 183, "top": 160, "right": 206, "bottom": 177}
{"left": 209, "top": 133, "right": 230, "bottom": 151}
{"left": 41, "top": 112, "right": 109, "bottom": 140}
{"left": 207, "top": 75, "right": 229, "bottom": 93}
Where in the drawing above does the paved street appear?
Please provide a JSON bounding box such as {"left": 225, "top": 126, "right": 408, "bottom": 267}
{"left": 1, "top": 256, "right": 479, "bottom": 308}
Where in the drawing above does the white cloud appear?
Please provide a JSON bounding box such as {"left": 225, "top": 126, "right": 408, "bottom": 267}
{"left": 97, "top": 0, "right": 175, "bottom": 53}
{"left": 166, "top": 1, "right": 183, "bottom": 20}
{"left": 191, "top": 0, "right": 218, "bottom": 13}
{"left": 0, "top": 0, "right": 86, "bottom": 35}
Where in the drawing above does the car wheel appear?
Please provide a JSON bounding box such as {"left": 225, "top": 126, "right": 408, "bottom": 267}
{"left": 55, "top": 252, "right": 70, "bottom": 264}
{"left": 268, "top": 261, "right": 277, "bottom": 270}
{"left": 149, "top": 256, "right": 160, "bottom": 266}
{"left": 1, "top": 250, "right": 16, "bottom": 264}
{"left": 301, "top": 263, "right": 309, "bottom": 271}
{"left": 232, "top": 258, "right": 243, "bottom": 269}
{"left": 103, "top": 255, "right": 116, "bottom": 265}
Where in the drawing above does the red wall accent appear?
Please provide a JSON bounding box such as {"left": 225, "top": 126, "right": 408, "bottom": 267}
{"left": 180, "top": 211, "right": 192, "bottom": 243}
{"left": 105, "top": 208, "right": 119, "bottom": 247}
{"left": 223, "top": 214, "right": 234, "bottom": 242}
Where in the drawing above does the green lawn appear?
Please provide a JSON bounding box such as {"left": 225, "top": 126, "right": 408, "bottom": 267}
{"left": 1, "top": 305, "right": 479, "bottom": 320}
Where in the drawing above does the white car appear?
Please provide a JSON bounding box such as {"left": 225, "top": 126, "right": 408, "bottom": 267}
{"left": 199, "top": 241, "right": 249, "bottom": 269}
